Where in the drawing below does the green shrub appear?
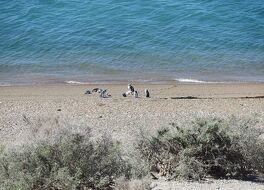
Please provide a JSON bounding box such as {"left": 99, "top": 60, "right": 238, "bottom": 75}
{"left": 0, "top": 130, "right": 131, "bottom": 190}
{"left": 137, "top": 117, "right": 264, "bottom": 180}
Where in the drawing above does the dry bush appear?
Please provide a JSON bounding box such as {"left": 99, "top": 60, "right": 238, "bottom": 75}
{"left": 0, "top": 117, "right": 131, "bottom": 190}
{"left": 1, "top": 115, "right": 263, "bottom": 189}
{"left": 137, "top": 116, "right": 264, "bottom": 180}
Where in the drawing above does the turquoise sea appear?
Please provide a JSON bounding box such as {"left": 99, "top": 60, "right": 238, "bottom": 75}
{"left": 0, "top": 0, "right": 264, "bottom": 84}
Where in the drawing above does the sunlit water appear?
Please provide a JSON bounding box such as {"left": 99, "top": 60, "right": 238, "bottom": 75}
{"left": 0, "top": 0, "right": 264, "bottom": 84}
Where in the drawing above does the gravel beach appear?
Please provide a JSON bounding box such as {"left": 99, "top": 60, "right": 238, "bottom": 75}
{"left": 0, "top": 82, "right": 264, "bottom": 189}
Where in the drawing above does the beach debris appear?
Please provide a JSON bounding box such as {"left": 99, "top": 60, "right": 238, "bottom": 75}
{"left": 134, "top": 90, "right": 139, "bottom": 98}
{"left": 84, "top": 90, "right": 91, "bottom": 95}
{"left": 122, "top": 93, "right": 127, "bottom": 97}
{"left": 171, "top": 96, "right": 198, "bottom": 99}
{"left": 169, "top": 95, "right": 264, "bottom": 100}
{"left": 57, "top": 109, "right": 62, "bottom": 111}
{"left": 145, "top": 89, "right": 150, "bottom": 98}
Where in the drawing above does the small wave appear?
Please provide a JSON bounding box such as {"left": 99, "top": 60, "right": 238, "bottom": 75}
{"left": 175, "top": 78, "right": 212, "bottom": 83}
{"left": 0, "top": 83, "right": 11, "bottom": 86}
{"left": 65, "top": 81, "right": 89, "bottom": 84}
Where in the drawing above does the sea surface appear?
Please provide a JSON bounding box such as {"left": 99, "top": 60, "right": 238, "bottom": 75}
{"left": 0, "top": 0, "right": 264, "bottom": 85}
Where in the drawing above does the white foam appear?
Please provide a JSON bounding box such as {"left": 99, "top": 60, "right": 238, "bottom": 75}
{"left": 0, "top": 83, "right": 11, "bottom": 86}
{"left": 175, "top": 78, "right": 210, "bottom": 83}
{"left": 65, "top": 80, "right": 89, "bottom": 84}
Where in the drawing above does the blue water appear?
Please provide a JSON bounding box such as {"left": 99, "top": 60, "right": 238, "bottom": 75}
{"left": 0, "top": 0, "right": 264, "bottom": 84}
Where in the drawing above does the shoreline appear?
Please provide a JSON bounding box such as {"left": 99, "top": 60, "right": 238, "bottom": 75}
{"left": 1, "top": 79, "right": 264, "bottom": 87}
{"left": 1, "top": 82, "right": 264, "bottom": 99}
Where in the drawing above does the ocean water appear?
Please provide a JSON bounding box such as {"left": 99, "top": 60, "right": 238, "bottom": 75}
{"left": 0, "top": 0, "right": 264, "bottom": 84}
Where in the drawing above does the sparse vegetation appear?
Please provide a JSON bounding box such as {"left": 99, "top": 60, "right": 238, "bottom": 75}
{"left": 137, "top": 117, "right": 264, "bottom": 180}
{"left": 0, "top": 128, "right": 131, "bottom": 190}
{"left": 0, "top": 116, "right": 264, "bottom": 189}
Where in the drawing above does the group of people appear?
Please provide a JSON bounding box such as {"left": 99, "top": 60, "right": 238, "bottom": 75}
{"left": 84, "top": 84, "right": 150, "bottom": 98}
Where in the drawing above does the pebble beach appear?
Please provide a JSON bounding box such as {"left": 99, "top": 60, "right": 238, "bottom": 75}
{"left": 1, "top": 82, "right": 264, "bottom": 189}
